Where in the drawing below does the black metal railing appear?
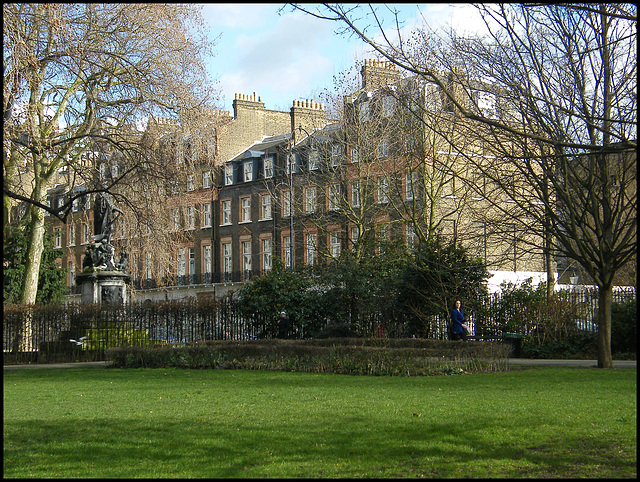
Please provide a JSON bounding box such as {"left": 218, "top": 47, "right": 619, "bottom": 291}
{"left": 4, "top": 287, "right": 635, "bottom": 364}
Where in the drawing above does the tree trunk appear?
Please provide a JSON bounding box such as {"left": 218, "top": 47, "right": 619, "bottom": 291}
{"left": 19, "top": 207, "right": 46, "bottom": 306}
{"left": 597, "top": 285, "right": 614, "bottom": 368}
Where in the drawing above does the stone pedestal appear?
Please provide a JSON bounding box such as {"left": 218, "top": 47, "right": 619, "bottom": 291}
{"left": 76, "top": 271, "right": 131, "bottom": 305}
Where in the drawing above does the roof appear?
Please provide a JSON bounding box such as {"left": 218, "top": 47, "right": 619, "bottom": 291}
{"left": 225, "top": 133, "right": 292, "bottom": 164}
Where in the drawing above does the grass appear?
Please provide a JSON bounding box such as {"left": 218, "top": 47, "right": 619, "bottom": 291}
{"left": 3, "top": 366, "right": 636, "bottom": 478}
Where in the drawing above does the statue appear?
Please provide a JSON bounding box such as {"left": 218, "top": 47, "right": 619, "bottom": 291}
{"left": 116, "top": 250, "right": 128, "bottom": 271}
{"left": 93, "top": 193, "right": 123, "bottom": 244}
{"left": 76, "top": 193, "right": 130, "bottom": 305}
{"left": 82, "top": 246, "right": 93, "bottom": 271}
{"left": 81, "top": 193, "right": 127, "bottom": 272}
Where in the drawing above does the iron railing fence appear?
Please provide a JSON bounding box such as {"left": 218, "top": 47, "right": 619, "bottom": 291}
{"left": 4, "top": 287, "right": 635, "bottom": 364}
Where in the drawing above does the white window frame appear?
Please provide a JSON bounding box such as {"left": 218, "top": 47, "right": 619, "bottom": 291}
{"left": 377, "top": 138, "right": 389, "bottom": 158}
{"left": 406, "top": 223, "right": 416, "bottom": 249}
{"left": 225, "top": 164, "right": 233, "bottom": 185}
{"left": 242, "top": 240, "right": 252, "bottom": 274}
{"left": 331, "top": 144, "right": 342, "bottom": 167}
{"left": 351, "top": 182, "right": 360, "bottom": 208}
{"left": 243, "top": 161, "right": 253, "bottom": 182}
{"left": 330, "top": 232, "right": 341, "bottom": 259}
{"left": 351, "top": 146, "right": 359, "bottom": 163}
{"left": 202, "top": 203, "right": 212, "bottom": 228}
{"left": 261, "top": 194, "right": 272, "bottom": 220}
{"left": 283, "top": 190, "right": 292, "bottom": 218}
{"left": 145, "top": 252, "right": 153, "bottom": 279}
{"left": 305, "top": 187, "right": 316, "bottom": 214}
{"left": 264, "top": 157, "right": 273, "bottom": 179}
{"left": 283, "top": 235, "right": 292, "bottom": 269}
{"left": 261, "top": 238, "right": 272, "bottom": 271}
{"left": 378, "top": 177, "right": 389, "bottom": 204}
{"left": 173, "top": 208, "right": 180, "bottom": 231}
{"left": 240, "top": 197, "right": 251, "bottom": 223}
{"left": 222, "top": 200, "right": 231, "bottom": 225}
{"left": 68, "top": 224, "right": 75, "bottom": 247}
{"left": 54, "top": 228, "right": 62, "bottom": 249}
{"left": 329, "top": 184, "right": 340, "bottom": 211}
{"left": 82, "top": 224, "right": 90, "bottom": 244}
{"left": 222, "top": 242, "right": 232, "bottom": 275}
{"left": 186, "top": 174, "right": 195, "bottom": 192}
{"left": 308, "top": 150, "right": 319, "bottom": 170}
{"left": 186, "top": 206, "right": 195, "bottom": 230}
{"left": 203, "top": 170, "right": 212, "bottom": 189}
{"left": 306, "top": 233, "right": 317, "bottom": 266}
{"left": 351, "top": 226, "right": 359, "bottom": 248}
{"left": 177, "top": 248, "right": 186, "bottom": 278}
{"left": 406, "top": 171, "right": 417, "bottom": 200}
{"left": 203, "top": 245, "right": 212, "bottom": 278}
{"left": 188, "top": 247, "right": 195, "bottom": 279}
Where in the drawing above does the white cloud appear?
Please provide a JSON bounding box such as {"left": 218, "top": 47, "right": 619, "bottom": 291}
{"left": 202, "top": 4, "right": 494, "bottom": 112}
{"left": 216, "top": 8, "right": 337, "bottom": 108}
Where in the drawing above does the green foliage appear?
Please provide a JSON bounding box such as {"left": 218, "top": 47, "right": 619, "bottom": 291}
{"left": 520, "top": 333, "right": 598, "bottom": 359}
{"left": 611, "top": 300, "right": 637, "bottom": 355}
{"left": 84, "top": 326, "right": 153, "bottom": 351}
{"left": 315, "top": 239, "right": 409, "bottom": 335}
{"left": 3, "top": 222, "right": 67, "bottom": 305}
{"left": 237, "top": 258, "right": 324, "bottom": 337}
{"left": 398, "top": 235, "right": 489, "bottom": 337}
{"left": 491, "top": 279, "right": 578, "bottom": 344}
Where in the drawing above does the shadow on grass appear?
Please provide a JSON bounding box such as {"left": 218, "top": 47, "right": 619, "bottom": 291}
{"left": 4, "top": 412, "right": 635, "bottom": 478}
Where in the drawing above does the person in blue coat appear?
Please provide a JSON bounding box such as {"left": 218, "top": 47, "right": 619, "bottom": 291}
{"left": 450, "top": 300, "right": 468, "bottom": 340}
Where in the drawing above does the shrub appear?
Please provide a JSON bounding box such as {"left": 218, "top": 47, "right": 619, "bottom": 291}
{"left": 611, "top": 300, "right": 636, "bottom": 355}
{"left": 106, "top": 338, "right": 512, "bottom": 376}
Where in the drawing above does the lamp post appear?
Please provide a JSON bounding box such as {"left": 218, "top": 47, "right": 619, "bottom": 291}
{"left": 569, "top": 271, "right": 579, "bottom": 291}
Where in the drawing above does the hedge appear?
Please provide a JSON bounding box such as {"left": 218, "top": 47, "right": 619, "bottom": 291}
{"left": 106, "top": 338, "right": 513, "bottom": 376}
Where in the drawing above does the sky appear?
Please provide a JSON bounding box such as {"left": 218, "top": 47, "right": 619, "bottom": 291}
{"left": 199, "top": 3, "right": 487, "bottom": 113}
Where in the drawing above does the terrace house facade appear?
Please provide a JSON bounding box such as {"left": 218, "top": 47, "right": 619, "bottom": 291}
{"left": 44, "top": 59, "right": 550, "bottom": 302}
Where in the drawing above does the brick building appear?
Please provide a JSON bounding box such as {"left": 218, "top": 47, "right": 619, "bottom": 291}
{"left": 44, "top": 59, "right": 553, "bottom": 302}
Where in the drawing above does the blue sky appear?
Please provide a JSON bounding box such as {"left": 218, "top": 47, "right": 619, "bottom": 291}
{"left": 200, "top": 4, "right": 485, "bottom": 113}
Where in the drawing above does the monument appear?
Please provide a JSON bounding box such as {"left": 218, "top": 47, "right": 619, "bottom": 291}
{"left": 75, "top": 193, "right": 131, "bottom": 304}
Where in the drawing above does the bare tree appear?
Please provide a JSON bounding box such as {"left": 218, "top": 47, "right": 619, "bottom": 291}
{"left": 289, "top": 3, "right": 637, "bottom": 368}
{"left": 3, "top": 4, "right": 218, "bottom": 304}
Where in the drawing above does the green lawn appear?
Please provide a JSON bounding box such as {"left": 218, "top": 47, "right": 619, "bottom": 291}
{"left": 3, "top": 366, "right": 636, "bottom": 478}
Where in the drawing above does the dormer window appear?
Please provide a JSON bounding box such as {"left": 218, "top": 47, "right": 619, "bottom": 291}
{"left": 264, "top": 157, "right": 273, "bottom": 179}
{"left": 244, "top": 161, "right": 253, "bottom": 182}
{"left": 308, "top": 150, "right": 319, "bottom": 170}
{"left": 286, "top": 154, "right": 297, "bottom": 174}
{"left": 225, "top": 164, "right": 233, "bottom": 185}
